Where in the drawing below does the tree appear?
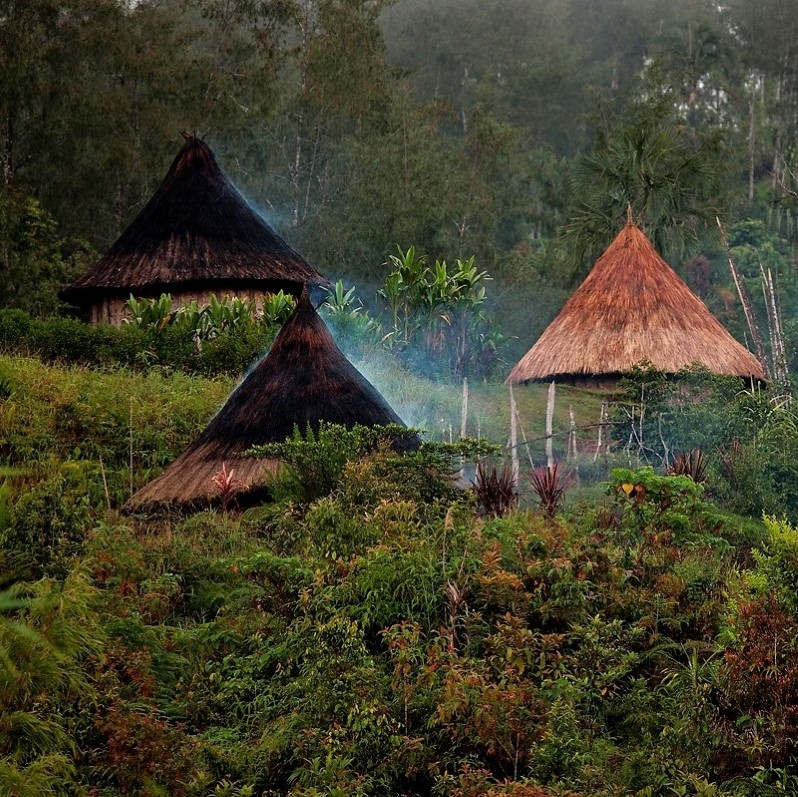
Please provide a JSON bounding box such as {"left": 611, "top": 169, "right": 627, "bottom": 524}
{"left": 0, "top": 191, "right": 92, "bottom": 315}
{"left": 565, "top": 100, "right": 728, "bottom": 272}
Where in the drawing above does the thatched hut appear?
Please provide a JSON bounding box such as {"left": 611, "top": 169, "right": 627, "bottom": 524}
{"left": 506, "top": 214, "right": 766, "bottom": 386}
{"left": 127, "top": 292, "right": 412, "bottom": 510}
{"left": 61, "top": 134, "right": 327, "bottom": 324}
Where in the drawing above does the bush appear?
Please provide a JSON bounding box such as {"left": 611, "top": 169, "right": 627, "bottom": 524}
{"left": 249, "top": 422, "right": 421, "bottom": 503}
{"left": 611, "top": 366, "right": 798, "bottom": 522}
{"left": 747, "top": 516, "right": 798, "bottom": 616}
{"left": 721, "top": 596, "right": 798, "bottom": 769}
{"left": 0, "top": 308, "right": 276, "bottom": 376}
{"left": 609, "top": 467, "right": 710, "bottom": 544}
{"left": 0, "top": 354, "right": 229, "bottom": 475}
{"left": 1, "top": 470, "right": 92, "bottom": 579}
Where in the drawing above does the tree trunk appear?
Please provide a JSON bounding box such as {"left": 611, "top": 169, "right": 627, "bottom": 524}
{"left": 3, "top": 105, "right": 15, "bottom": 186}
{"left": 748, "top": 84, "right": 756, "bottom": 202}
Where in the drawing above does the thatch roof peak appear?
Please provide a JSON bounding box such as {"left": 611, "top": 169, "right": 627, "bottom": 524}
{"left": 127, "top": 299, "right": 413, "bottom": 509}
{"left": 506, "top": 220, "right": 766, "bottom": 384}
{"left": 62, "top": 135, "right": 327, "bottom": 305}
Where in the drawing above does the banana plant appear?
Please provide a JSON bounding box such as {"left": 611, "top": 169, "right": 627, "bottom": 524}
{"left": 378, "top": 245, "right": 502, "bottom": 378}
{"left": 323, "top": 281, "right": 361, "bottom": 315}
{"left": 123, "top": 294, "right": 173, "bottom": 330}
{"left": 261, "top": 290, "right": 295, "bottom": 326}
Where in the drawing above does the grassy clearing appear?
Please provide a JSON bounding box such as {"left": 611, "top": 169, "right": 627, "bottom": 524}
{"left": 346, "top": 354, "right": 607, "bottom": 459}
{"left": 0, "top": 354, "right": 232, "bottom": 467}
{"left": 0, "top": 353, "right": 606, "bottom": 477}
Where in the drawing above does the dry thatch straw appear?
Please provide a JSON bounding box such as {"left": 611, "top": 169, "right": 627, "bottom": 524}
{"left": 126, "top": 292, "right": 411, "bottom": 510}
{"left": 507, "top": 214, "right": 766, "bottom": 384}
{"left": 61, "top": 134, "right": 327, "bottom": 316}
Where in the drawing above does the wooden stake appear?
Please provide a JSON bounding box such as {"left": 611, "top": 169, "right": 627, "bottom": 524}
{"left": 509, "top": 385, "right": 519, "bottom": 487}
{"left": 593, "top": 401, "right": 607, "bottom": 462}
{"left": 658, "top": 412, "right": 670, "bottom": 469}
{"left": 568, "top": 405, "right": 577, "bottom": 460}
{"left": 460, "top": 377, "right": 468, "bottom": 438}
{"left": 545, "top": 380, "right": 555, "bottom": 469}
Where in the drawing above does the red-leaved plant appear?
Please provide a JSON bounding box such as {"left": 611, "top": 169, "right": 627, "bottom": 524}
{"left": 211, "top": 462, "right": 240, "bottom": 511}
{"left": 472, "top": 462, "right": 518, "bottom": 518}
{"left": 668, "top": 448, "right": 707, "bottom": 483}
{"left": 529, "top": 462, "right": 573, "bottom": 518}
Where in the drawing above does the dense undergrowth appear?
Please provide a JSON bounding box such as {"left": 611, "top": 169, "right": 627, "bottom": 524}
{"left": 2, "top": 355, "right": 798, "bottom": 795}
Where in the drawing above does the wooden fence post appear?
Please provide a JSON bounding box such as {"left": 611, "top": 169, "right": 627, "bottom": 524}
{"left": 545, "top": 380, "right": 555, "bottom": 469}
{"left": 568, "top": 405, "right": 577, "bottom": 460}
{"left": 460, "top": 377, "right": 468, "bottom": 438}
{"left": 509, "top": 385, "right": 520, "bottom": 487}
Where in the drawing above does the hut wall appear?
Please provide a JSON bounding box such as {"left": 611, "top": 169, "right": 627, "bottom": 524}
{"left": 550, "top": 375, "right": 621, "bottom": 391}
{"left": 88, "top": 288, "right": 274, "bottom": 326}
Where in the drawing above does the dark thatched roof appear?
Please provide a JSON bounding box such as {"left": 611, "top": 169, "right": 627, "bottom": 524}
{"left": 127, "top": 292, "right": 413, "bottom": 509}
{"left": 506, "top": 216, "right": 766, "bottom": 384}
{"left": 61, "top": 135, "right": 327, "bottom": 305}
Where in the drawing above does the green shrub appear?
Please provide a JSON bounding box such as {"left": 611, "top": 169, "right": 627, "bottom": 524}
{"left": 609, "top": 467, "right": 708, "bottom": 543}
{"left": 1, "top": 471, "right": 92, "bottom": 579}
{"left": 747, "top": 516, "right": 798, "bottom": 617}
{"left": 612, "top": 366, "right": 798, "bottom": 522}
{"left": 250, "top": 423, "right": 421, "bottom": 503}
{"left": 0, "top": 355, "right": 229, "bottom": 474}
{"left": 0, "top": 308, "right": 276, "bottom": 376}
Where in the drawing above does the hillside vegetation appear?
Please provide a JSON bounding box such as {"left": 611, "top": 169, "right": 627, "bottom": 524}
{"left": 3, "top": 354, "right": 798, "bottom": 795}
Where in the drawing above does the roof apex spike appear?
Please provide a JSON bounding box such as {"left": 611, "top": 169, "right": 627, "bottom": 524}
{"left": 626, "top": 203, "right": 634, "bottom": 226}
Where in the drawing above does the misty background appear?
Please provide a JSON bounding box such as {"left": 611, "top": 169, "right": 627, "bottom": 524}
{"left": 2, "top": 0, "right": 797, "bottom": 366}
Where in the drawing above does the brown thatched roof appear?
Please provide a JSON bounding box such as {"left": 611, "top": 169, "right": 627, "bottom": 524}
{"left": 506, "top": 216, "right": 766, "bottom": 384}
{"left": 127, "top": 293, "right": 412, "bottom": 509}
{"left": 61, "top": 135, "right": 327, "bottom": 305}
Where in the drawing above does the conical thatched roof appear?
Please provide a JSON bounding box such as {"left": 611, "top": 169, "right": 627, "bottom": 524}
{"left": 61, "top": 135, "right": 326, "bottom": 306}
{"left": 506, "top": 216, "right": 766, "bottom": 384}
{"left": 127, "top": 293, "right": 412, "bottom": 509}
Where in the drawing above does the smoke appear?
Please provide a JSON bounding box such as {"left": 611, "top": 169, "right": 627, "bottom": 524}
{"left": 321, "top": 302, "right": 477, "bottom": 443}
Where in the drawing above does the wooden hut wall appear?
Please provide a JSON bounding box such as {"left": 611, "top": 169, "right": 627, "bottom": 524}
{"left": 88, "top": 288, "right": 276, "bottom": 326}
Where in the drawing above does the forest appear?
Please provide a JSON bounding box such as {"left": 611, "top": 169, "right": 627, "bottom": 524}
{"left": 2, "top": 0, "right": 798, "bottom": 794}
{"left": 2, "top": 0, "right": 797, "bottom": 359}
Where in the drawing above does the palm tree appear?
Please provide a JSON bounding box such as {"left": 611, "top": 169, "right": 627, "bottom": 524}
{"left": 566, "top": 103, "right": 726, "bottom": 273}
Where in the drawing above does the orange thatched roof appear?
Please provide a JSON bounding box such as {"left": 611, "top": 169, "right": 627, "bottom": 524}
{"left": 506, "top": 216, "right": 766, "bottom": 384}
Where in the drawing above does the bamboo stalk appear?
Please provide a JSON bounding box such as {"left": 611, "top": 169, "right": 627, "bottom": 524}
{"left": 761, "top": 264, "right": 789, "bottom": 392}
{"left": 717, "top": 216, "right": 769, "bottom": 377}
